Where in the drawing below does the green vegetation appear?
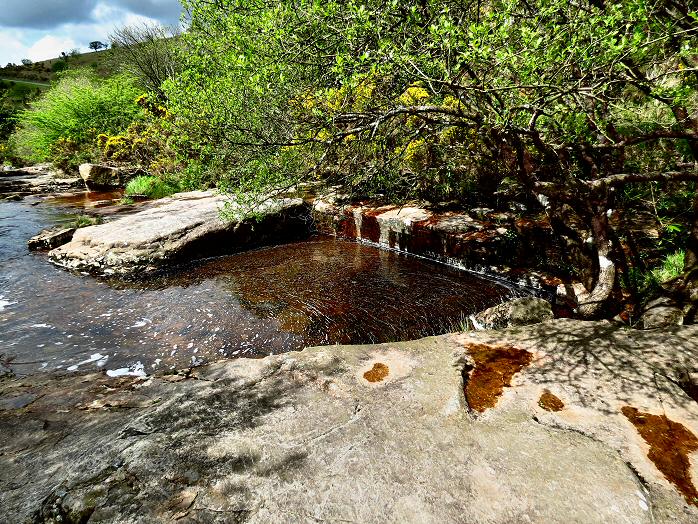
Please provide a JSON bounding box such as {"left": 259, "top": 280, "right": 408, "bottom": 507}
{"left": 0, "top": 47, "right": 114, "bottom": 84}
{"left": 0, "top": 79, "right": 45, "bottom": 165}
{"left": 0, "top": 1, "right": 697, "bottom": 316}
{"left": 72, "top": 214, "right": 103, "bottom": 228}
{"left": 11, "top": 71, "right": 143, "bottom": 170}
{"left": 125, "top": 175, "right": 179, "bottom": 200}
{"left": 627, "top": 250, "right": 687, "bottom": 298}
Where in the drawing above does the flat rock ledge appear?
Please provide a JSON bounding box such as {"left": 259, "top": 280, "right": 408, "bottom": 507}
{"left": 2, "top": 319, "right": 697, "bottom": 523}
{"left": 48, "top": 191, "right": 309, "bottom": 275}
{"left": 0, "top": 164, "right": 81, "bottom": 198}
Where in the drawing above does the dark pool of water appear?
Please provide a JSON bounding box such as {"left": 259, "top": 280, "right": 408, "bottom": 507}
{"left": 0, "top": 195, "right": 516, "bottom": 377}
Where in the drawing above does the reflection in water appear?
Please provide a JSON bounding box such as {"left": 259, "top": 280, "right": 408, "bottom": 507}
{"left": 44, "top": 190, "right": 124, "bottom": 208}
{"left": 0, "top": 197, "right": 515, "bottom": 377}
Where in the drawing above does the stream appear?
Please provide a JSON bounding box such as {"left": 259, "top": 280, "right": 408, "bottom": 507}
{"left": 0, "top": 193, "right": 516, "bottom": 377}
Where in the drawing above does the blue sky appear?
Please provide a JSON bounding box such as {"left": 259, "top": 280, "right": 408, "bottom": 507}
{"left": 0, "top": 0, "right": 183, "bottom": 65}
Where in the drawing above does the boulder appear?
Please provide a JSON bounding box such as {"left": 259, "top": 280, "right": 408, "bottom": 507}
{"left": 638, "top": 298, "right": 685, "bottom": 329}
{"left": 472, "top": 296, "right": 554, "bottom": 329}
{"left": 1, "top": 320, "right": 697, "bottom": 521}
{"left": 49, "top": 191, "right": 309, "bottom": 275}
{"left": 27, "top": 226, "right": 76, "bottom": 251}
{"left": 78, "top": 163, "right": 132, "bottom": 189}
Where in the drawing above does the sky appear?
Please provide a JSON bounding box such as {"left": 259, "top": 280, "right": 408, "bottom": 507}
{"left": 0, "top": 0, "right": 183, "bottom": 66}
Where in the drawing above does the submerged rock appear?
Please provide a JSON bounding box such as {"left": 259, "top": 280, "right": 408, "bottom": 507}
{"left": 27, "top": 226, "right": 76, "bottom": 251}
{"left": 472, "top": 296, "right": 554, "bottom": 329}
{"left": 1, "top": 319, "right": 697, "bottom": 522}
{"left": 48, "top": 191, "right": 309, "bottom": 275}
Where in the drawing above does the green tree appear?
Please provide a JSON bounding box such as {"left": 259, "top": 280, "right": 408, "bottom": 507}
{"left": 168, "top": 0, "right": 698, "bottom": 316}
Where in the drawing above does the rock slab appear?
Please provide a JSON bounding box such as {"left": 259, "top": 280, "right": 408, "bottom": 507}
{"left": 472, "top": 296, "right": 554, "bottom": 329}
{"left": 0, "top": 164, "right": 81, "bottom": 197}
{"left": 1, "top": 319, "right": 697, "bottom": 522}
{"left": 48, "top": 191, "right": 309, "bottom": 274}
{"left": 27, "top": 226, "right": 76, "bottom": 251}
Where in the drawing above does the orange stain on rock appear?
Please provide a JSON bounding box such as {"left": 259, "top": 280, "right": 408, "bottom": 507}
{"left": 538, "top": 389, "right": 564, "bottom": 412}
{"left": 622, "top": 406, "right": 698, "bottom": 505}
{"left": 363, "top": 362, "right": 389, "bottom": 383}
{"left": 463, "top": 343, "right": 532, "bottom": 412}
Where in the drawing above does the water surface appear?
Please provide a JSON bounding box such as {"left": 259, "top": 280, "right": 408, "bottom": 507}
{"left": 0, "top": 196, "right": 515, "bottom": 377}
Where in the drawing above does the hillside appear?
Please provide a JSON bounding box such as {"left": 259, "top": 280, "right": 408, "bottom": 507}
{"left": 0, "top": 48, "right": 114, "bottom": 84}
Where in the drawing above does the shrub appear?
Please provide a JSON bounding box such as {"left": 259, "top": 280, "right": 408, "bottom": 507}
{"left": 51, "top": 60, "right": 68, "bottom": 73}
{"left": 625, "top": 250, "right": 686, "bottom": 298}
{"left": 124, "top": 175, "right": 179, "bottom": 199}
{"left": 12, "top": 70, "right": 143, "bottom": 170}
{"left": 72, "top": 214, "right": 103, "bottom": 228}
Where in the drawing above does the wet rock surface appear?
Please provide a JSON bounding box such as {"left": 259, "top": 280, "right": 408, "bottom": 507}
{"left": 2, "top": 319, "right": 697, "bottom": 523}
{"left": 27, "top": 226, "right": 76, "bottom": 251}
{"left": 472, "top": 296, "right": 554, "bottom": 329}
{"left": 48, "top": 191, "right": 310, "bottom": 275}
{"left": 0, "top": 164, "right": 81, "bottom": 197}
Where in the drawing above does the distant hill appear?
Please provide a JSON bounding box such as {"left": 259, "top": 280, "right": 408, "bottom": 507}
{"left": 0, "top": 48, "right": 115, "bottom": 84}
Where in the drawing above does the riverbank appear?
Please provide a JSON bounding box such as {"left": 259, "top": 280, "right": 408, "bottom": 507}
{"left": 2, "top": 319, "right": 697, "bottom": 522}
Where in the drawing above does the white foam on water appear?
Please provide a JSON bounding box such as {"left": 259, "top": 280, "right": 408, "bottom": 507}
{"left": 129, "top": 318, "right": 152, "bottom": 329}
{"left": 66, "top": 353, "right": 108, "bottom": 372}
{"left": 31, "top": 323, "right": 53, "bottom": 328}
{"left": 106, "top": 361, "right": 147, "bottom": 378}
{"left": 0, "top": 295, "right": 16, "bottom": 311}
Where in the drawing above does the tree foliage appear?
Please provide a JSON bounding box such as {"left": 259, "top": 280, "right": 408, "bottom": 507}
{"left": 166, "top": 0, "right": 698, "bottom": 314}
{"left": 12, "top": 70, "right": 143, "bottom": 169}
{"left": 109, "top": 22, "right": 182, "bottom": 99}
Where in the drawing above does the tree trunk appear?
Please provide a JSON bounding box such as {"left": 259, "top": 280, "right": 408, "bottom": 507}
{"left": 575, "top": 210, "right": 616, "bottom": 318}
{"left": 684, "top": 188, "right": 698, "bottom": 279}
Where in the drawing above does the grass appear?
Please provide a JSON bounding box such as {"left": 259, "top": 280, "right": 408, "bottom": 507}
{"left": 650, "top": 250, "right": 685, "bottom": 283}
{"left": 626, "top": 250, "right": 686, "bottom": 298}
{"left": 0, "top": 78, "right": 50, "bottom": 88}
{"left": 125, "top": 175, "right": 179, "bottom": 200}
{"left": 72, "top": 214, "right": 103, "bottom": 228}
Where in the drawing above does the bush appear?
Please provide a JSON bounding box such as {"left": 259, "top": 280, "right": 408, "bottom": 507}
{"left": 95, "top": 94, "right": 180, "bottom": 177}
{"left": 124, "top": 175, "right": 179, "bottom": 199}
{"left": 51, "top": 60, "right": 68, "bottom": 73}
{"left": 625, "top": 250, "right": 686, "bottom": 298}
{"left": 12, "top": 70, "right": 143, "bottom": 171}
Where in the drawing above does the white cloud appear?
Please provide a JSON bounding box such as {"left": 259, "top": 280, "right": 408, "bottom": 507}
{"left": 0, "top": 0, "right": 182, "bottom": 66}
{"left": 0, "top": 30, "right": 26, "bottom": 65}
{"left": 26, "top": 35, "right": 80, "bottom": 62}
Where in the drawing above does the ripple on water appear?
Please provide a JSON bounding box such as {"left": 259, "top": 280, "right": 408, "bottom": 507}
{"left": 0, "top": 197, "right": 519, "bottom": 377}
